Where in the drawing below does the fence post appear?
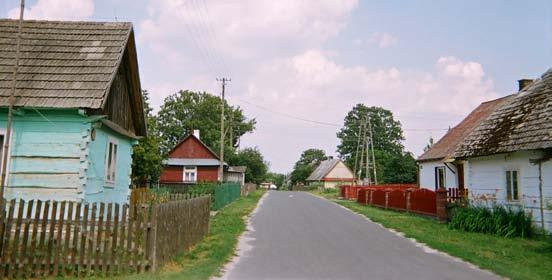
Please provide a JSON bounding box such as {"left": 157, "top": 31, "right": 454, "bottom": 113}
{"left": 368, "top": 190, "right": 373, "bottom": 205}
{"left": 148, "top": 204, "right": 158, "bottom": 272}
{"left": 384, "top": 191, "right": 389, "bottom": 209}
{"left": 436, "top": 188, "right": 448, "bottom": 222}
{"left": 405, "top": 189, "right": 412, "bottom": 213}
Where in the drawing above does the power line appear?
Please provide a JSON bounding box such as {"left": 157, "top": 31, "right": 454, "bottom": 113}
{"left": 236, "top": 98, "right": 450, "bottom": 132}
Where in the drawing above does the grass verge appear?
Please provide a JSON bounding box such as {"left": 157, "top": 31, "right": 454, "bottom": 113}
{"left": 124, "top": 190, "right": 264, "bottom": 280}
{"left": 311, "top": 190, "right": 552, "bottom": 280}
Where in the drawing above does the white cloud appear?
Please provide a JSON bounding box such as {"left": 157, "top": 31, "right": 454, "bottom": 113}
{"left": 237, "top": 51, "right": 498, "bottom": 171}
{"left": 139, "top": 0, "right": 359, "bottom": 63}
{"left": 8, "top": 0, "right": 94, "bottom": 20}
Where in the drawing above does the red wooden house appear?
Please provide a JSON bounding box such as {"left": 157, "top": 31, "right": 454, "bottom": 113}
{"left": 160, "top": 132, "right": 226, "bottom": 183}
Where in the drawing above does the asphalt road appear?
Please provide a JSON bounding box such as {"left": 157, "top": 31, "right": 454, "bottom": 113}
{"left": 220, "top": 191, "right": 499, "bottom": 280}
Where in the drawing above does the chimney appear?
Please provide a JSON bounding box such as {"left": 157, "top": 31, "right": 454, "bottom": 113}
{"left": 193, "top": 129, "right": 200, "bottom": 139}
{"left": 518, "top": 79, "right": 533, "bottom": 91}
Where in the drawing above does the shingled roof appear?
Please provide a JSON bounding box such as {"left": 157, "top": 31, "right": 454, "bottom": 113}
{"left": 306, "top": 158, "right": 340, "bottom": 181}
{"left": 0, "top": 19, "right": 136, "bottom": 109}
{"left": 417, "top": 95, "right": 511, "bottom": 162}
{"left": 454, "top": 68, "right": 552, "bottom": 158}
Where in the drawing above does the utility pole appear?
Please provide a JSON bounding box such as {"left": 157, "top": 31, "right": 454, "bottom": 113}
{"left": 217, "top": 78, "right": 230, "bottom": 182}
{"left": 1, "top": 0, "right": 24, "bottom": 199}
{"left": 365, "top": 127, "right": 371, "bottom": 185}
{"left": 352, "top": 118, "right": 365, "bottom": 185}
{"left": 367, "top": 114, "right": 377, "bottom": 185}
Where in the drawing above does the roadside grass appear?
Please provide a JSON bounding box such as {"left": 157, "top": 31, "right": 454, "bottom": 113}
{"left": 311, "top": 190, "right": 552, "bottom": 280}
{"left": 122, "top": 190, "right": 264, "bottom": 280}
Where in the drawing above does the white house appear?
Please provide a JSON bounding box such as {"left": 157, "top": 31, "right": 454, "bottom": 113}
{"left": 417, "top": 96, "right": 510, "bottom": 191}
{"left": 453, "top": 72, "right": 552, "bottom": 232}
{"left": 306, "top": 158, "right": 354, "bottom": 189}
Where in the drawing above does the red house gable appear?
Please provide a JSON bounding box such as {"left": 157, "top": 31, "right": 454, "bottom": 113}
{"left": 160, "top": 134, "right": 222, "bottom": 183}
{"left": 168, "top": 134, "right": 219, "bottom": 160}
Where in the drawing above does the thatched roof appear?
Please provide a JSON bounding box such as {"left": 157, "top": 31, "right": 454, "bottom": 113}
{"left": 0, "top": 19, "right": 135, "bottom": 109}
{"left": 417, "top": 96, "right": 511, "bottom": 162}
{"left": 454, "top": 68, "right": 552, "bottom": 158}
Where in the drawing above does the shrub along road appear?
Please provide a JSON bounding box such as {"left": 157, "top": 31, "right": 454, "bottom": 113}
{"left": 220, "top": 191, "right": 498, "bottom": 280}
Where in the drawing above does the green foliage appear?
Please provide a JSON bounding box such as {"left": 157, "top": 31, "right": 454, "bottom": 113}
{"left": 228, "top": 147, "right": 268, "bottom": 184}
{"left": 448, "top": 205, "right": 534, "bottom": 238}
{"left": 336, "top": 104, "right": 416, "bottom": 183}
{"left": 290, "top": 148, "right": 327, "bottom": 185}
{"left": 155, "top": 90, "right": 256, "bottom": 154}
{"left": 266, "top": 172, "right": 285, "bottom": 189}
{"left": 132, "top": 90, "right": 164, "bottom": 183}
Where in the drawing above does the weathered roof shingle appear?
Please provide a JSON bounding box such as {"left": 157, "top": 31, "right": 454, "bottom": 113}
{"left": 417, "top": 96, "right": 511, "bottom": 162}
{"left": 307, "top": 158, "right": 340, "bottom": 181}
{"left": 0, "top": 19, "right": 132, "bottom": 108}
{"left": 454, "top": 68, "right": 552, "bottom": 158}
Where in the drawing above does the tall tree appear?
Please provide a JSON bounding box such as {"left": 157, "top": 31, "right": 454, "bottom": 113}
{"left": 336, "top": 104, "right": 416, "bottom": 183}
{"left": 229, "top": 147, "right": 268, "bottom": 184}
{"left": 290, "top": 148, "right": 327, "bottom": 185}
{"left": 131, "top": 90, "right": 163, "bottom": 183}
{"left": 156, "top": 90, "right": 256, "bottom": 155}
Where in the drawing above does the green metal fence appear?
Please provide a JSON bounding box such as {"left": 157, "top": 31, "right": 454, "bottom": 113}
{"left": 213, "top": 183, "right": 241, "bottom": 210}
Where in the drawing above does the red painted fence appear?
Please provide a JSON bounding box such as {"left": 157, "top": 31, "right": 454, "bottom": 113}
{"left": 339, "top": 185, "right": 451, "bottom": 220}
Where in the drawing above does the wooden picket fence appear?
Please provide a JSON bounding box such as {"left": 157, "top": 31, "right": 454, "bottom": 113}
{"left": 0, "top": 195, "right": 210, "bottom": 279}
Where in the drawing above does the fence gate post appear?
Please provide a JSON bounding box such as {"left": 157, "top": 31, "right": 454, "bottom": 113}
{"left": 436, "top": 188, "right": 448, "bottom": 222}
{"left": 405, "top": 189, "right": 412, "bottom": 213}
{"left": 148, "top": 204, "right": 158, "bottom": 272}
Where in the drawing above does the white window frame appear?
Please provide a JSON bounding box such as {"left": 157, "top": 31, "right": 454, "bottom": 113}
{"left": 435, "top": 166, "right": 446, "bottom": 190}
{"left": 105, "top": 137, "right": 118, "bottom": 185}
{"left": 183, "top": 166, "right": 197, "bottom": 183}
{"left": 506, "top": 170, "right": 520, "bottom": 202}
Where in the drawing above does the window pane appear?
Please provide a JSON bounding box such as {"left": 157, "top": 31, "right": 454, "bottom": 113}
{"left": 506, "top": 171, "right": 512, "bottom": 201}
{"left": 112, "top": 144, "right": 117, "bottom": 180}
{"left": 107, "top": 143, "right": 113, "bottom": 181}
{"left": 512, "top": 171, "right": 518, "bottom": 200}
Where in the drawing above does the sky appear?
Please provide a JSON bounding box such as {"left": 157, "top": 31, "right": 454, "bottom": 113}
{"left": 2, "top": 0, "right": 551, "bottom": 173}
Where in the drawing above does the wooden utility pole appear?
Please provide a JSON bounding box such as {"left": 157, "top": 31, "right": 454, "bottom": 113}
{"left": 1, "top": 0, "right": 25, "bottom": 199}
{"left": 367, "top": 114, "right": 377, "bottom": 185}
{"left": 217, "top": 78, "right": 230, "bottom": 182}
{"left": 352, "top": 118, "right": 365, "bottom": 185}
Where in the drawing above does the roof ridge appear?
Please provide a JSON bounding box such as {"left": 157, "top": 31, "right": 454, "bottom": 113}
{"left": 0, "top": 18, "right": 132, "bottom": 25}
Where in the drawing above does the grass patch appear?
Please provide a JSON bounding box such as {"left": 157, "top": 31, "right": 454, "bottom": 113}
{"left": 123, "top": 190, "right": 264, "bottom": 280}
{"left": 311, "top": 190, "right": 552, "bottom": 280}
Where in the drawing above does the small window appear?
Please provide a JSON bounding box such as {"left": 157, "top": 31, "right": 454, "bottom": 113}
{"left": 435, "top": 166, "right": 446, "bottom": 190}
{"left": 105, "top": 139, "right": 118, "bottom": 183}
{"left": 183, "top": 166, "right": 197, "bottom": 183}
{"left": 506, "top": 170, "right": 520, "bottom": 201}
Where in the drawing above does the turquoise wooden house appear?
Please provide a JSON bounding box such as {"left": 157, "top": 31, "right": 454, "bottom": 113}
{"left": 0, "top": 19, "right": 146, "bottom": 204}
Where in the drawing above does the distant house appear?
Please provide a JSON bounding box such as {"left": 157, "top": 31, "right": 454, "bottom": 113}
{"left": 160, "top": 131, "right": 226, "bottom": 183}
{"left": 0, "top": 19, "right": 146, "bottom": 204}
{"left": 306, "top": 158, "right": 354, "bottom": 189}
{"left": 417, "top": 96, "right": 510, "bottom": 191}
{"left": 454, "top": 72, "right": 552, "bottom": 231}
{"left": 224, "top": 166, "right": 247, "bottom": 185}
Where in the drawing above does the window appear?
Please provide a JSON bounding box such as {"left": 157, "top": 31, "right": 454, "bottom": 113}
{"left": 105, "top": 139, "right": 118, "bottom": 183}
{"left": 506, "top": 170, "right": 520, "bottom": 201}
{"left": 435, "top": 166, "right": 446, "bottom": 190}
{"left": 183, "top": 166, "right": 197, "bottom": 182}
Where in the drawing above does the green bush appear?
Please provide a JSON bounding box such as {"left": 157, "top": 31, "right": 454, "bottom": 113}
{"left": 448, "top": 204, "right": 534, "bottom": 238}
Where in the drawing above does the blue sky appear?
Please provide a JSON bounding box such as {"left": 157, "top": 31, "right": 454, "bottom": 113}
{"left": 2, "top": 0, "right": 551, "bottom": 173}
